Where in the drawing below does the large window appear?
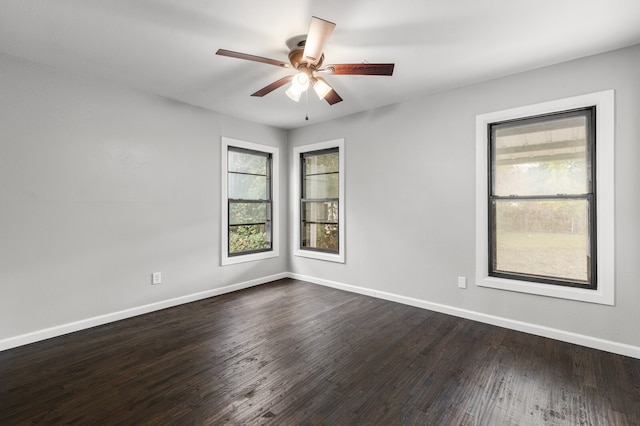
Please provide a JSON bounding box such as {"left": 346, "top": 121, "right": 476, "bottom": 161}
{"left": 476, "top": 91, "right": 614, "bottom": 305}
{"left": 489, "top": 108, "right": 596, "bottom": 288}
{"left": 221, "top": 137, "right": 279, "bottom": 265}
{"left": 293, "top": 139, "right": 345, "bottom": 263}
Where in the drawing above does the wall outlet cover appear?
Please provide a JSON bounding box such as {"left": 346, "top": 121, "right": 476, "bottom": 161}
{"left": 458, "top": 276, "right": 467, "bottom": 289}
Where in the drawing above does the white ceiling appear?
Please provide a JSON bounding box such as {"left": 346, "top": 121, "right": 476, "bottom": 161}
{"left": 1, "top": 1, "right": 640, "bottom": 130}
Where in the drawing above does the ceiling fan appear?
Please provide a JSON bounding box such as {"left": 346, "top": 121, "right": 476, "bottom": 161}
{"left": 216, "top": 16, "right": 394, "bottom": 105}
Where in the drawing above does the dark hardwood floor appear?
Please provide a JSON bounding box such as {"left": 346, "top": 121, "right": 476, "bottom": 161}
{"left": 1, "top": 278, "right": 639, "bottom": 425}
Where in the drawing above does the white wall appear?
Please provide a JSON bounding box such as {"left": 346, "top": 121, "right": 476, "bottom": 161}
{"left": 0, "top": 53, "right": 288, "bottom": 343}
{"left": 288, "top": 45, "right": 640, "bottom": 352}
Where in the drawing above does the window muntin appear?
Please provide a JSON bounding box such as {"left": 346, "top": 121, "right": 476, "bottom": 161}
{"left": 300, "top": 148, "right": 340, "bottom": 253}
{"left": 227, "top": 147, "right": 272, "bottom": 256}
{"left": 489, "top": 108, "right": 596, "bottom": 288}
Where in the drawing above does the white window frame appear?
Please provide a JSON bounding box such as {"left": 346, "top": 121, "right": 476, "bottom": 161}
{"left": 475, "top": 90, "right": 615, "bottom": 305}
{"left": 221, "top": 137, "right": 279, "bottom": 266}
{"left": 293, "top": 139, "right": 345, "bottom": 263}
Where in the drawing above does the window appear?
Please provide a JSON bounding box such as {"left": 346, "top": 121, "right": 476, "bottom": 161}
{"left": 489, "top": 108, "right": 596, "bottom": 288}
{"left": 221, "top": 137, "right": 279, "bottom": 265}
{"left": 476, "top": 91, "right": 614, "bottom": 304}
{"left": 293, "top": 139, "right": 345, "bottom": 263}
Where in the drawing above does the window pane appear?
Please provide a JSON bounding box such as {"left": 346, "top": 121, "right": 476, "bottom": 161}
{"left": 305, "top": 151, "right": 338, "bottom": 174}
{"left": 228, "top": 173, "right": 267, "bottom": 199}
{"left": 229, "top": 202, "right": 269, "bottom": 225}
{"left": 228, "top": 150, "right": 267, "bottom": 175}
{"left": 493, "top": 115, "right": 589, "bottom": 196}
{"left": 302, "top": 223, "right": 338, "bottom": 252}
{"left": 302, "top": 201, "right": 338, "bottom": 223}
{"left": 493, "top": 199, "right": 590, "bottom": 283}
{"left": 229, "top": 224, "right": 270, "bottom": 254}
{"left": 303, "top": 174, "right": 339, "bottom": 199}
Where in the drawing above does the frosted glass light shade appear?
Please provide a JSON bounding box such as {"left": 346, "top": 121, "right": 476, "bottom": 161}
{"left": 292, "top": 72, "right": 309, "bottom": 91}
{"left": 313, "top": 78, "right": 332, "bottom": 99}
{"left": 286, "top": 85, "right": 302, "bottom": 102}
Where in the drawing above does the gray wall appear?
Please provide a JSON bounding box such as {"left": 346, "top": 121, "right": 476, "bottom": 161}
{"left": 0, "top": 53, "right": 288, "bottom": 341}
{"left": 2, "top": 44, "right": 639, "bottom": 351}
{"left": 288, "top": 44, "right": 640, "bottom": 348}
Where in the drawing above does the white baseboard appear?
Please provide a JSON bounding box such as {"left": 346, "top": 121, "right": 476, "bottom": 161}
{"left": 4, "top": 271, "right": 639, "bottom": 359}
{"left": 288, "top": 273, "right": 640, "bottom": 359}
{"left": 0, "top": 273, "right": 288, "bottom": 352}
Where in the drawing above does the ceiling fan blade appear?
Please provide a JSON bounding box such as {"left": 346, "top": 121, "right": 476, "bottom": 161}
{"left": 251, "top": 75, "right": 294, "bottom": 97}
{"left": 324, "top": 89, "right": 343, "bottom": 105}
{"left": 322, "top": 63, "right": 395, "bottom": 76}
{"left": 302, "top": 17, "right": 336, "bottom": 66}
{"left": 216, "top": 49, "right": 291, "bottom": 68}
{"left": 314, "top": 77, "right": 342, "bottom": 105}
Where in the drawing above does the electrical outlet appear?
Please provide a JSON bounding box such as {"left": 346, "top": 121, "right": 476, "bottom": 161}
{"left": 457, "top": 276, "right": 467, "bottom": 289}
{"left": 152, "top": 272, "right": 162, "bottom": 285}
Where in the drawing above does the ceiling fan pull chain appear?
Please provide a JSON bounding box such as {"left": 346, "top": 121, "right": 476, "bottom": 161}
{"left": 305, "top": 89, "right": 309, "bottom": 121}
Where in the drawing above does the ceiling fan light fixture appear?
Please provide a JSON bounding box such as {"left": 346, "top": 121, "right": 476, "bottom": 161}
{"left": 291, "top": 71, "right": 310, "bottom": 91}
{"left": 312, "top": 77, "right": 332, "bottom": 100}
{"left": 285, "top": 85, "right": 302, "bottom": 102}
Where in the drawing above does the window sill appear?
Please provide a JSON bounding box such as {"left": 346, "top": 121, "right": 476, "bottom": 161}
{"left": 477, "top": 275, "right": 613, "bottom": 305}
{"left": 222, "top": 250, "right": 279, "bottom": 266}
{"left": 294, "top": 248, "right": 345, "bottom": 264}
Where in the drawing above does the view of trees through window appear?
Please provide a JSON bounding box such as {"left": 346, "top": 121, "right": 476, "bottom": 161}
{"left": 227, "top": 148, "right": 272, "bottom": 255}
{"left": 490, "top": 109, "right": 595, "bottom": 286}
{"left": 301, "top": 149, "right": 339, "bottom": 252}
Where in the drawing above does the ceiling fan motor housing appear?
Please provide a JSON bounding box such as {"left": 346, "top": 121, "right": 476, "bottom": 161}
{"left": 288, "top": 47, "right": 324, "bottom": 71}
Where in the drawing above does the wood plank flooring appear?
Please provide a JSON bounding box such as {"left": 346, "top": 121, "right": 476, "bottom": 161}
{"left": 1, "top": 278, "right": 639, "bottom": 425}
